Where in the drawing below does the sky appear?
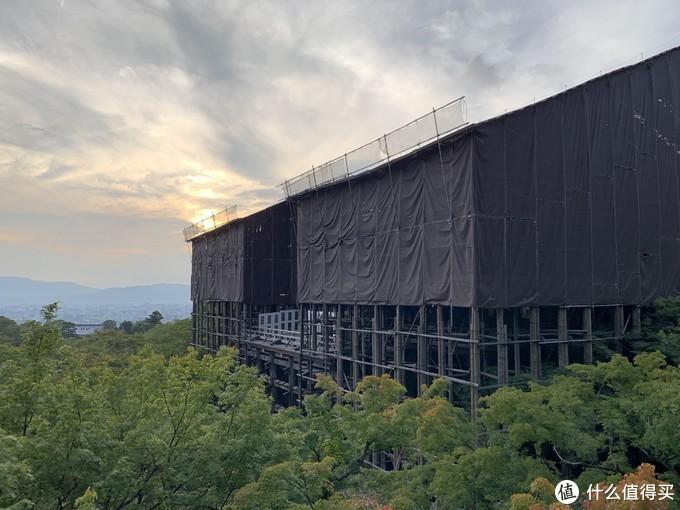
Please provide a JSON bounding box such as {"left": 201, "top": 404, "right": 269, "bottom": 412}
{"left": 1, "top": 0, "right": 680, "bottom": 288}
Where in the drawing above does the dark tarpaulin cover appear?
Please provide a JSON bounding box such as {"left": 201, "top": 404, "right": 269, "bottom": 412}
{"left": 294, "top": 46, "right": 680, "bottom": 307}
{"left": 191, "top": 201, "right": 296, "bottom": 305}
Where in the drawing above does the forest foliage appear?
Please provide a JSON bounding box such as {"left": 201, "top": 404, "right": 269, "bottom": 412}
{"left": 0, "top": 302, "right": 679, "bottom": 509}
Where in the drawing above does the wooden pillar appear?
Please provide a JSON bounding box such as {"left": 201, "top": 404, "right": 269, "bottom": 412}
{"left": 323, "top": 304, "right": 329, "bottom": 373}
{"left": 372, "top": 305, "right": 382, "bottom": 376}
{"left": 269, "top": 355, "right": 278, "bottom": 403}
{"left": 632, "top": 306, "right": 641, "bottom": 337}
{"left": 288, "top": 356, "right": 296, "bottom": 406}
{"left": 497, "top": 309, "right": 509, "bottom": 385}
{"left": 469, "top": 307, "right": 481, "bottom": 419}
{"left": 307, "top": 358, "right": 314, "bottom": 391}
{"left": 530, "top": 307, "right": 541, "bottom": 379}
{"left": 417, "top": 304, "right": 427, "bottom": 395}
{"left": 394, "top": 306, "right": 404, "bottom": 386}
{"left": 558, "top": 307, "right": 569, "bottom": 368}
{"left": 336, "top": 305, "right": 344, "bottom": 389}
{"left": 583, "top": 307, "right": 593, "bottom": 364}
{"left": 311, "top": 304, "right": 318, "bottom": 352}
{"left": 614, "top": 305, "right": 624, "bottom": 354}
{"left": 352, "top": 304, "right": 359, "bottom": 389}
{"left": 191, "top": 301, "right": 197, "bottom": 345}
{"left": 512, "top": 308, "right": 521, "bottom": 375}
{"left": 437, "top": 305, "right": 445, "bottom": 376}
{"left": 299, "top": 304, "right": 305, "bottom": 349}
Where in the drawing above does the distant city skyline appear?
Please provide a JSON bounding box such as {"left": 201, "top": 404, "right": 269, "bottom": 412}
{"left": 1, "top": 0, "right": 679, "bottom": 287}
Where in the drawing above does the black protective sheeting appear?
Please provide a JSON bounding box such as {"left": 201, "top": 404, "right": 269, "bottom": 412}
{"left": 294, "top": 46, "right": 680, "bottom": 307}
{"left": 295, "top": 134, "right": 475, "bottom": 305}
{"left": 191, "top": 201, "right": 296, "bottom": 305}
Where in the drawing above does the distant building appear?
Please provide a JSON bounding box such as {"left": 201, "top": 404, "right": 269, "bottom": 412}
{"left": 73, "top": 324, "right": 104, "bottom": 336}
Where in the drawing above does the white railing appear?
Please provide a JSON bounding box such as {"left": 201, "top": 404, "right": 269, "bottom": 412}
{"left": 279, "top": 97, "right": 467, "bottom": 197}
{"left": 183, "top": 205, "right": 238, "bottom": 242}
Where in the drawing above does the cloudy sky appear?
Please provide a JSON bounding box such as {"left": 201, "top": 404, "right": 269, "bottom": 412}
{"left": 1, "top": 0, "right": 679, "bottom": 288}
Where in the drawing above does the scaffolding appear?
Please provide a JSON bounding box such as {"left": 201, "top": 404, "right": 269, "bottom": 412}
{"left": 279, "top": 97, "right": 467, "bottom": 198}
{"left": 183, "top": 205, "right": 238, "bottom": 242}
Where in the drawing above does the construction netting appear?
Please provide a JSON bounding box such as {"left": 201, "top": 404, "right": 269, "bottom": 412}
{"left": 294, "top": 46, "right": 680, "bottom": 307}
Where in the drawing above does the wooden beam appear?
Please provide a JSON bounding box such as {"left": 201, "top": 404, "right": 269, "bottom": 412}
{"left": 583, "top": 307, "right": 593, "bottom": 364}
{"left": 352, "top": 304, "right": 359, "bottom": 389}
{"left": 614, "top": 305, "right": 624, "bottom": 354}
{"left": 512, "top": 308, "right": 521, "bottom": 375}
{"left": 558, "top": 307, "right": 569, "bottom": 368}
{"left": 632, "top": 306, "right": 641, "bottom": 337}
{"left": 336, "top": 305, "right": 344, "bottom": 389}
{"left": 497, "top": 309, "right": 509, "bottom": 385}
{"left": 417, "top": 304, "right": 427, "bottom": 395}
{"left": 437, "top": 305, "right": 445, "bottom": 376}
{"left": 322, "top": 304, "right": 329, "bottom": 373}
{"left": 372, "top": 305, "right": 382, "bottom": 376}
{"left": 394, "top": 306, "right": 404, "bottom": 386}
{"left": 530, "top": 307, "right": 541, "bottom": 379}
{"left": 469, "top": 307, "right": 480, "bottom": 420}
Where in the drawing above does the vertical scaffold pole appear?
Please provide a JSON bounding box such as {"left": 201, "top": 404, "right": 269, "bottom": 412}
{"left": 558, "top": 307, "right": 569, "bottom": 368}
{"left": 336, "top": 305, "right": 344, "bottom": 389}
{"left": 372, "top": 305, "right": 382, "bottom": 376}
{"left": 323, "top": 304, "right": 329, "bottom": 373}
{"left": 469, "top": 307, "right": 481, "bottom": 419}
{"left": 417, "top": 304, "right": 427, "bottom": 395}
{"left": 437, "top": 305, "right": 445, "bottom": 376}
{"left": 497, "top": 309, "right": 509, "bottom": 385}
{"left": 632, "top": 306, "right": 641, "bottom": 337}
{"left": 614, "top": 305, "right": 625, "bottom": 354}
{"left": 395, "top": 306, "right": 404, "bottom": 386}
{"left": 583, "top": 307, "right": 593, "bottom": 364}
{"left": 530, "top": 308, "right": 541, "bottom": 379}
{"left": 512, "top": 308, "right": 521, "bottom": 375}
{"left": 352, "top": 304, "right": 359, "bottom": 389}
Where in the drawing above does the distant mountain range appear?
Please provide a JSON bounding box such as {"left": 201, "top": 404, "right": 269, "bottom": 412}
{"left": 0, "top": 276, "right": 191, "bottom": 306}
{"left": 0, "top": 277, "right": 190, "bottom": 306}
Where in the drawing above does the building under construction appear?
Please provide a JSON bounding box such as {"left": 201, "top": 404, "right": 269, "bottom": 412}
{"left": 188, "top": 46, "right": 680, "bottom": 413}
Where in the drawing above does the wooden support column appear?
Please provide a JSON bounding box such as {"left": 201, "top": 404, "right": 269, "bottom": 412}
{"left": 269, "top": 356, "right": 278, "bottom": 403}
{"left": 512, "top": 308, "right": 521, "bottom": 375}
{"left": 352, "top": 304, "right": 359, "bottom": 389}
{"left": 632, "top": 306, "right": 641, "bottom": 336}
{"left": 311, "top": 304, "right": 318, "bottom": 352}
{"left": 336, "top": 305, "right": 344, "bottom": 389}
{"left": 497, "top": 309, "right": 509, "bottom": 385}
{"left": 437, "top": 305, "right": 445, "bottom": 376}
{"left": 469, "top": 307, "right": 481, "bottom": 419}
{"left": 372, "top": 305, "right": 382, "bottom": 376}
{"left": 583, "top": 307, "right": 593, "bottom": 364}
{"left": 394, "top": 306, "right": 404, "bottom": 386}
{"left": 530, "top": 307, "right": 541, "bottom": 379}
{"left": 614, "top": 305, "right": 625, "bottom": 354}
{"left": 417, "top": 304, "right": 427, "bottom": 395}
{"left": 307, "top": 358, "right": 314, "bottom": 391}
{"left": 288, "top": 356, "right": 296, "bottom": 406}
{"left": 299, "top": 304, "right": 305, "bottom": 349}
{"left": 322, "top": 304, "right": 329, "bottom": 373}
{"left": 558, "top": 307, "right": 569, "bottom": 368}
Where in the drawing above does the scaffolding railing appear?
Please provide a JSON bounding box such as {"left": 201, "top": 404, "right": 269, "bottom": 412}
{"left": 279, "top": 97, "right": 467, "bottom": 198}
{"left": 183, "top": 205, "right": 238, "bottom": 242}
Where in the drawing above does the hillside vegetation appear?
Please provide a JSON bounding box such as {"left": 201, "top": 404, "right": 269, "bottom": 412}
{"left": 0, "top": 303, "right": 679, "bottom": 509}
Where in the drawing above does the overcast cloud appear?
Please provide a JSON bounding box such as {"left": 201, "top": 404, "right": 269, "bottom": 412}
{"left": 1, "top": 0, "right": 679, "bottom": 287}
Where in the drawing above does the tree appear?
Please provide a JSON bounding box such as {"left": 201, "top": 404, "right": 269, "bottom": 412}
{"left": 0, "top": 317, "right": 21, "bottom": 346}
{"left": 100, "top": 320, "right": 116, "bottom": 331}
{"left": 146, "top": 311, "right": 163, "bottom": 327}
{"left": 119, "top": 320, "right": 134, "bottom": 334}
